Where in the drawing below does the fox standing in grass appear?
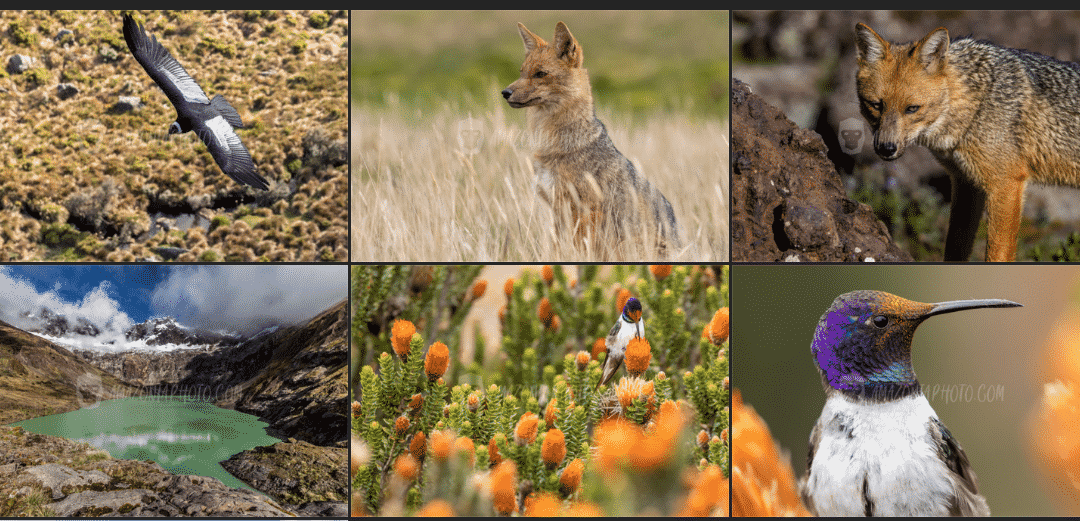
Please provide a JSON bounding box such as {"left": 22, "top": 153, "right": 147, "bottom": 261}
{"left": 856, "top": 23, "right": 1080, "bottom": 262}
{"left": 502, "top": 21, "right": 679, "bottom": 258}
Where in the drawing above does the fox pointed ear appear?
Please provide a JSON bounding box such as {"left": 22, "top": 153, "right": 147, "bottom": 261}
{"left": 517, "top": 22, "right": 545, "bottom": 54}
{"left": 553, "top": 21, "right": 583, "bottom": 68}
{"left": 916, "top": 27, "right": 950, "bottom": 72}
{"left": 855, "top": 23, "right": 889, "bottom": 65}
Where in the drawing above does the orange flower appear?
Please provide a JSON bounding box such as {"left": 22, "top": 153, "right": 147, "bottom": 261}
{"left": 541, "top": 428, "right": 567, "bottom": 469}
{"left": 524, "top": 492, "right": 561, "bottom": 516}
{"left": 391, "top": 319, "right": 416, "bottom": 358}
{"left": 649, "top": 264, "right": 672, "bottom": 279}
{"left": 559, "top": 458, "right": 584, "bottom": 496}
{"left": 624, "top": 337, "right": 652, "bottom": 377}
{"left": 454, "top": 436, "right": 475, "bottom": 465}
{"left": 470, "top": 279, "right": 488, "bottom": 300}
{"left": 575, "top": 351, "right": 591, "bottom": 372}
{"left": 594, "top": 417, "right": 640, "bottom": 474}
{"left": 504, "top": 278, "right": 515, "bottom": 298}
{"left": 731, "top": 389, "right": 810, "bottom": 516}
{"left": 515, "top": 411, "right": 540, "bottom": 445}
{"left": 415, "top": 499, "right": 454, "bottom": 516}
{"left": 591, "top": 337, "right": 607, "bottom": 362}
{"left": 563, "top": 501, "right": 605, "bottom": 516}
{"left": 394, "top": 452, "right": 419, "bottom": 481}
{"left": 541, "top": 265, "right": 554, "bottom": 285}
{"left": 544, "top": 398, "right": 559, "bottom": 427}
{"left": 615, "top": 376, "right": 654, "bottom": 412}
{"left": 410, "top": 431, "right": 427, "bottom": 462}
{"left": 629, "top": 397, "right": 685, "bottom": 470}
{"left": 408, "top": 393, "right": 423, "bottom": 413}
{"left": 429, "top": 429, "right": 454, "bottom": 461}
{"left": 615, "top": 288, "right": 632, "bottom": 315}
{"left": 425, "top": 341, "right": 450, "bottom": 380}
{"left": 488, "top": 435, "right": 504, "bottom": 467}
{"left": 394, "top": 415, "right": 410, "bottom": 437}
{"left": 490, "top": 460, "right": 518, "bottom": 515}
{"left": 680, "top": 464, "right": 727, "bottom": 516}
{"left": 351, "top": 400, "right": 362, "bottom": 418}
{"left": 697, "top": 429, "right": 710, "bottom": 450}
{"left": 537, "top": 297, "right": 554, "bottom": 327}
{"left": 707, "top": 307, "right": 730, "bottom": 345}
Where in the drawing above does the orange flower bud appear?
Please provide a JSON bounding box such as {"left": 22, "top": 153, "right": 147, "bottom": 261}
{"left": 410, "top": 431, "right": 427, "bottom": 462}
{"left": 544, "top": 398, "right": 559, "bottom": 427}
{"left": 615, "top": 288, "right": 632, "bottom": 316}
{"left": 559, "top": 458, "right": 584, "bottom": 497}
{"left": 591, "top": 338, "right": 607, "bottom": 362}
{"left": 541, "top": 428, "right": 567, "bottom": 469}
{"left": 351, "top": 400, "right": 362, "bottom": 418}
{"left": 576, "top": 351, "right": 591, "bottom": 372}
{"left": 537, "top": 297, "right": 553, "bottom": 327}
{"left": 408, "top": 393, "right": 423, "bottom": 412}
{"left": 697, "top": 429, "right": 710, "bottom": 450}
{"left": 624, "top": 337, "right": 652, "bottom": 378}
{"left": 425, "top": 341, "right": 450, "bottom": 380}
{"left": 415, "top": 500, "right": 454, "bottom": 516}
{"left": 394, "top": 415, "right": 410, "bottom": 437}
{"left": 467, "top": 392, "right": 480, "bottom": 413}
{"left": 514, "top": 411, "right": 540, "bottom": 445}
{"left": 391, "top": 319, "right": 416, "bottom": 358}
{"left": 649, "top": 264, "right": 672, "bottom": 279}
{"left": 708, "top": 307, "right": 729, "bottom": 345}
{"left": 524, "top": 492, "right": 561, "bottom": 517}
{"left": 504, "top": 278, "right": 515, "bottom": 298}
{"left": 488, "top": 435, "right": 503, "bottom": 467}
{"left": 541, "top": 265, "right": 554, "bottom": 285}
{"left": 470, "top": 279, "right": 488, "bottom": 300}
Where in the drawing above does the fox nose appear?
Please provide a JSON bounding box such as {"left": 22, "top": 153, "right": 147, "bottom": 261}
{"left": 875, "top": 141, "right": 898, "bottom": 159}
{"left": 501, "top": 88, "right": 512, "bottom": 100}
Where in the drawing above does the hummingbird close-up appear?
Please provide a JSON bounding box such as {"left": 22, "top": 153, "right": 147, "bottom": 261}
{"left": 598, "top": 297, "right": 644, "bottom": 389}
{"left": 800, "top": 290, "right": 1021, "bottom": 517}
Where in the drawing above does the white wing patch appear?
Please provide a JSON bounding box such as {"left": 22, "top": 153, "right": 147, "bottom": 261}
{"left": 148, "top": 40, "right": 208, "bottom": 104}
{"left": 205, "top": 115, "right": 241, "bottom": 170}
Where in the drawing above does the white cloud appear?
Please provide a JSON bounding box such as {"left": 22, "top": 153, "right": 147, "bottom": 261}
{"left": 0, "top": 267, "right": 134, "bottom": 350}
{"left": 150, "top": 265, "right": 347, "bottom": 336}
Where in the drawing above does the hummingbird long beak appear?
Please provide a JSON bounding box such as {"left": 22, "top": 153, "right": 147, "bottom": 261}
{"left": 924, "top": 298, "right": 1022, "bottom": 318}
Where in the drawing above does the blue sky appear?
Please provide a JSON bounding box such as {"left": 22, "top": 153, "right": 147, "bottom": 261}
{"left": 0, "top": 265, "right": 347, "bottom": 348}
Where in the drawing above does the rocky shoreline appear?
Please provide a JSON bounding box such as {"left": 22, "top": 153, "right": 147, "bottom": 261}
{"left": 0, "top": 425, "right": 298, "bottom": 517}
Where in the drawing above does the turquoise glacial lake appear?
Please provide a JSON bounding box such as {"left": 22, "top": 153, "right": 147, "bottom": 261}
{"left": 11, "top": 396, "right": 280, "bottom": 491}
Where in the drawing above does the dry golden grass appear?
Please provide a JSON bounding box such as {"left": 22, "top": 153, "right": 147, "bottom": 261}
{"left": 351, "top": 91, "right": 728, "bottom": 262}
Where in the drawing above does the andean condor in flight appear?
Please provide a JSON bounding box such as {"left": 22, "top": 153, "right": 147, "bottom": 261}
{"left": 123, "top": 13, "right": 269, "bottom": 191}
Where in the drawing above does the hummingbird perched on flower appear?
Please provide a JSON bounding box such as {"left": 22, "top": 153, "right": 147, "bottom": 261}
{"left": 597, "top": 297, "right": 644, "bottom": 389}
{"left": 800, "top": 290, "right": 1020, "bottom": 517}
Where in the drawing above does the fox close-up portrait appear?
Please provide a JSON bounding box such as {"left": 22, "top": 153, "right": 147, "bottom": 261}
{"left": 351, "top": 11, "right": 729, "bottom": 262}
{"left": 732, "top": 11, "right": 1080, "bottom": 263}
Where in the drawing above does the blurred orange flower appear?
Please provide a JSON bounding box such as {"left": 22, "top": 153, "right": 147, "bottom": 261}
{"left": 415, "top": 499, "right": 454, "bottom": 516}
{"left": 541, "top": 265, "right": 554, "bottom": 285}
{"left": 470, "top": 279, "right": 488, "bottom": 300}
{"left": 490, "top": 460, "right": 518, "bottom": 515}
{"left": 524, "top": 492, "right": 561, "bottom": 516}
{"left": 591, "top": 337, "right": 607, "bottom": 362}
{"left": 731, "top": 389, "right": 810, "bottom": 516}
{"left": 454, "top": 436, "right": 475, "bottom": 465}
{"left": 429, "top": 429, "right": 454, "bottom": 461}
{"left": 515, "top": 411, "right": 540, "bottom": 445}
{"left": 488, "top": 435, "right": 504, "bottom": 467}
{"left": 394, "top": 453, "right": 419, "bottom": 481}
{"left": 615, "top": 288, "right": 632, "bottom": 315}
{"left": 538, "top": 297, "right": 554, "bottom": 327}
{"left": 504, "top": 277, "right": 515, "bottom": 298}
{"left": 649, "top": 264, "right": 673, "bottom": 280}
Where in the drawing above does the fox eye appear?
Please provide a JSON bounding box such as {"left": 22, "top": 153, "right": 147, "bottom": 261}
{"left": 868, "top": 100, "right": 883, "bottom": 112}
{"left": 871, "top": 315, "right": 889, "bottom": 328}
{"left": 905, "top": 105, "right": 920, "bottom": 114}
{"left": 533, "top": 70, "right": 547, "bottom": 79}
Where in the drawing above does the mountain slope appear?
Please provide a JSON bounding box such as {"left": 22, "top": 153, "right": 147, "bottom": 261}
{"left": 214, "top": 300, "right": 348, "bottom": 446}
{"left": 0, "top": 320, "right": 137, "bottom": 425}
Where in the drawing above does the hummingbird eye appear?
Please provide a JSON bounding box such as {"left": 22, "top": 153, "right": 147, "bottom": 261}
{"left": 871, "top": 315, "right": 889, "bottom": 328}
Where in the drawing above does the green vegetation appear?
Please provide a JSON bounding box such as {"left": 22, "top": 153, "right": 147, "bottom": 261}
{"left": 351, "top": 11, "right": 729, "bottom": 120}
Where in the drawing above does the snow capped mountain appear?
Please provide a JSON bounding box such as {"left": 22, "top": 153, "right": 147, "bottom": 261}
{"left": 20, "top": 307, "right": 242, "bottom": 353}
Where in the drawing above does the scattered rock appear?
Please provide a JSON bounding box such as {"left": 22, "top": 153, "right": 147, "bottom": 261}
{"left": 220, "top": 440, "right": 348, "bottom": 508}
{"left": 7, "top": 54, "right": 34, "bottom": 74}
{"left": 57, "top": 83, "right": 79, "bottom": 100}
{"left": 112, "top": 96, "right": 144, "bottom": 113}
{"left": 24, "top": 463, "right": 110, "bottom": 500}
